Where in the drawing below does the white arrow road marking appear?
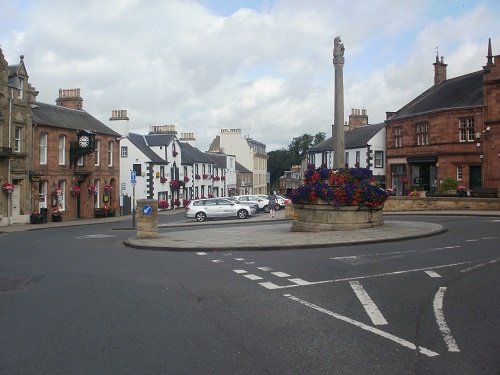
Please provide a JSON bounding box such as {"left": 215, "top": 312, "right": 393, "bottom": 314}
{"left": 349, "top": 281, "right": 388, "bottom": 325}
{"left": 433, "top": 287, "right": 460, "bottom": 352}
{"left": 284, "top": 294, "right": 438, "bottom": 357}
{"left": 460, "top": 257, "right": 500, "bottom": 273}
{"left": 425, "top": 270, "right": 441, "bottom": 278}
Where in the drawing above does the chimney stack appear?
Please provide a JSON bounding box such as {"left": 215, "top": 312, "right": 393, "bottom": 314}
{"left": 348, "top": 108, "right": 368, "bottom": 130}
{"left": 55, "top": 88, "right": 83, "bottom": 110}
{"left": 433, "top": 55, "right": 447, "bottom": 85}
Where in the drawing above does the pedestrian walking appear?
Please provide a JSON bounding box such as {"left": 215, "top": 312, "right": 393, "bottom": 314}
{"left": 268, "top": 191, "right": 278, "bottom": 218}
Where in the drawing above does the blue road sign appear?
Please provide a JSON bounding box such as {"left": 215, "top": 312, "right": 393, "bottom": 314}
{"left": 131, "top": 170, "right": 137, "bottom": 184}
{"left": 142, "top": 205, "right": 152, "bottom": 215}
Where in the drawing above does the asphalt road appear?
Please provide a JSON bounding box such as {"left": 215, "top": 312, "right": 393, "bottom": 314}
{"left": 0, "top": 215, "right": 498, "bottom": 374}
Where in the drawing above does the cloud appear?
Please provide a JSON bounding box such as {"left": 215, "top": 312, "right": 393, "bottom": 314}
{"left": 1, "top": 0, "right": 499, "bottom": 152}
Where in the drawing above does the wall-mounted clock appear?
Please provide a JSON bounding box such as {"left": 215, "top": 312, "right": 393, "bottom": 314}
{"left": 79, "top": 135, "right": 90, "bottom": 148}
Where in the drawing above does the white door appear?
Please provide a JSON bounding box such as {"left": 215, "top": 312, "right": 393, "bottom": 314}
{"left": 11, "top": 185, "right": 20, "bottom": 223}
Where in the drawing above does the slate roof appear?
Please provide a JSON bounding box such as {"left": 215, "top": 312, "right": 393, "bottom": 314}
{"left": 144, "top": 133, "right": 176, "bottom": 147}
{"left": 180, "top": 142, "right": 213, "bottom": 165}
{"left": 309, "top": 123, "right": 385, "bottom": 152}
{"left": 32, "top": 102, "right": 120, "bottom": 137}
{"left": 128, "top": 133, "right": 166, "bottom": 163}
{"left": 205, "top": 152, "right": 227, "bottom": 169}
{"left": 235, "top": 161, "right": 252, "bottom": 173}
{"left": 388, "top": 71, "right": 484, "bottom": 121}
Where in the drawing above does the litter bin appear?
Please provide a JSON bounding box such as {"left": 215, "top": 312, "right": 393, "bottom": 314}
{"left": 40, "top": 208, "right": 48, "bottom": 223}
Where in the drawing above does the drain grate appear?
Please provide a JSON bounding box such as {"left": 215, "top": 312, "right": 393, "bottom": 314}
{"left": 0, "top": 277, "right": 32, "bottom": 292}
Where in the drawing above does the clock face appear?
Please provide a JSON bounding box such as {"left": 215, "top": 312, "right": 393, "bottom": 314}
{"left": 79, "top": 135, "right": 90, "bottom": 148}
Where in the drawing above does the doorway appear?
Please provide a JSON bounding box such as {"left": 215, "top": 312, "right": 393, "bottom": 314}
{"left": 470, "top": 166, "right": 482, "bottom": 189}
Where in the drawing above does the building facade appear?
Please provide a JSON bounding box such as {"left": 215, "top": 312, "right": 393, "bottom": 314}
{"left": 385, "top": 40, "right": 500, "bottom": 195}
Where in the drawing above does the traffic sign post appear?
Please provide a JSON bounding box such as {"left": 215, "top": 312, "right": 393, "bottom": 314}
{"left": 131, "top": 170, "right": 137, "bottom": 228}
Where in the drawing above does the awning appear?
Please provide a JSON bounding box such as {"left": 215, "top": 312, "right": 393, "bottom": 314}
{"left": 407, "top": 156, "right": 437, "bottom": 164}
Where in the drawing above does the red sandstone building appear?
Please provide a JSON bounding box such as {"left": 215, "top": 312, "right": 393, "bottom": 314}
{"left": 31, "top": 89, "right": 120, "bottom": 220}
{"left": 385, "top": 39, "right": 499, "bottom": 196}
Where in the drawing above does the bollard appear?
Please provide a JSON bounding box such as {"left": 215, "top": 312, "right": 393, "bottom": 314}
{"left": 136, "top": 199, "right": 158, "bottom": 239}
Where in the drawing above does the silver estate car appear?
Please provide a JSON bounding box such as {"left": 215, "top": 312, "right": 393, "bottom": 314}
{"left": 184, "top": 198, "right": 256, "bottom": 222}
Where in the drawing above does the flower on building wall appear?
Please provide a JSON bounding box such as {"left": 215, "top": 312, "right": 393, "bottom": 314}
{"left": 174, "top": 199, "right": 181, "bottom": 207}
{"left": 158, "top": 200, "right": 169, "bottom": 209}
{"left": 203, "top": 174, "right": 208, "bottom": 179}
{"left": 170, "top": 180, "right": 180, "bottom": 189}
{"left": 220, "top": 176, "right": 225, "bottom": 181}
{"left": 195, "top": 174, "right": 201, "bottom": 180}
{"left": 89, "top": 185, "right": 98, "bottom": 195}
{"left": 184, "top": 176, "right": 190, "bottom": 182}
{"left": 2, "top": 182, "right": 14, "bottom": 194}
{"left": 172, "top": 151, "right": 179, "bottom": 157}
{"left": 52, "top": 187, "right": 62, "bottom": 196}
{"left": 70, "top": 186, "right": 80, "bottom": 196}
{"left": 104, "top": 184, "right": 113, "bottom": 193}
{"left": 183, "top": 199, "right": 190, "bottom": 207}
{"left": 214, "top": 176, "right": 220, "bottom": 181}
{"left": 160, "top": 176, "right": 167, "bottom": 184}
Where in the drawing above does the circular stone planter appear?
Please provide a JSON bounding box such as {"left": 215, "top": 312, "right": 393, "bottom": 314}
{"left": 291, "top": 201, "right": 384, "bottom": 232}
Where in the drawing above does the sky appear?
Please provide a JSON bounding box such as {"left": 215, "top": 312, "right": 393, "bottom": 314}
{"left": 1, "top": 0, "right": 499, "bottom": 152}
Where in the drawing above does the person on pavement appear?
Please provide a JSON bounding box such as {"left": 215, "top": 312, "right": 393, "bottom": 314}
{"left": 268, "top": 191, "right": 278, "bottom": 218}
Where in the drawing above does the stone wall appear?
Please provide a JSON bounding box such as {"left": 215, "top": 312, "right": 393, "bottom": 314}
{"left": 384, "top": 196, "right": 500, "bottom": 211}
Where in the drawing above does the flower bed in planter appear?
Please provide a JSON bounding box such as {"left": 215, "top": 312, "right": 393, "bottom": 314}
{"left": 289, "top": 165, "right": 388, "bottom": 232}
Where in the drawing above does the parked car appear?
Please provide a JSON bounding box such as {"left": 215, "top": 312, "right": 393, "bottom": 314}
{"left": 255, "top": 195, "right": 282, "bottom": 211}
{"left": 276, "top": 194, "right": 291, "bottom": 208}
{"left": 184, "top": 198, "right": 256, "bottom": 222}
{"left": 233, "top": 195, "right": 270, "bottom": 212}
{"left": 221, "top": 197, "right": 260, "bottom": 213}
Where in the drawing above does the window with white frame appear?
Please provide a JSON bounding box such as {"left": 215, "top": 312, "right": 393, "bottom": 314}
{"left": 95, "top": 140, "right": 100, "bottom": 166}
{"left": 457, "top": 166, "right": 463, "bottom": 181}
{"left": 121, "top": 146, "right": 128, "bottom": 158}
{"left": 18, "top": 77, "right": 24, "bottom": 99}
{"left": 58, "top": 180, "right": 66, "bottom": 211}
{"left": 416, "top": 122, "right": 429, "bottom": 145}
{"left": 14, "top": 127, "right": 22, "bottom": 153}
{"left": 38, "top": 181, "right": 48, "bottom": 209}
{"left": 108, "top": 141, "right": 113, "bottom": 166}
{"left": 58, "top": 135, "right": 66, "bottom": 165}
{"left": 395, "top": 127, "right": 402, "bottom": 148}
{"left": 39, "top": 133, "right": 48, "bottom": 165}
{"left": 374, "top": 151, "right": 383, "bottom": 168}
{"left": 77, "top": 155, "right": 84, "bottom": 166}
{"left": 459, "top": 118, "right": 474, "bottom": 142}
{"left": 94, "top": 180, "right": 101, "bottom": 208}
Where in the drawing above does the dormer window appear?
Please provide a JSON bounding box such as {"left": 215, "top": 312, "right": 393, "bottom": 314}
{"left": 18, "top": 77, "right": 24, "bottom": 99}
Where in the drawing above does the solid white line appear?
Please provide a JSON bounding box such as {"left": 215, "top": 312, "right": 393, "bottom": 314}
{"left": 460, "top": 257, "right": 500, "bottom": 273}
{"left": 245, "top": 262, "right": 255, "bottom": 264}
{"left": 196, "top": 252, "right": 207, "bottom": 255}
{"left": 234, "top": 258, "right": 245, "bottom": 261}
{"left": 257, "top": 267, "right": 273, "bottom": 271}
{"left": 330, "top": 246, "right": 461, "bottom": 260}
{"left": 466, "top": 239, "right": 479, "bottom": 242}
{"left": 233, "top": 270, "right": 247, "bottom": 274}
{"left": 284, "top": 294, "right": 438, "bottom": 357}
{"left": 425, "top": 270, "right": 441, "bottom": 278}
{"left": 349, "top": 281, "right": 388, "bottom": 325}
{"left": 212, "top": 259, "right": 223, "bottom": 263}
{"left": 244, "top": 274, "right": 263, "bottom": 280}
{"left": 272, "top": 272, "right": 291, "bottom": 278}
{"left": 433, "top": 287, "right": 460, "bottom": 352}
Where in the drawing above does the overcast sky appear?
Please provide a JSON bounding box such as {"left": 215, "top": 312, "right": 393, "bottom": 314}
{"left": 1, "top": 0, "right": 499, "bottom": 152}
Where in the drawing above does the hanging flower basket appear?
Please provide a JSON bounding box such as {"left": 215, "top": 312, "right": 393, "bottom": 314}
{"left": 2, "top": 182, "right": 14, "bottom": 194}
{"left": 170, "top": 180, "right": 180, "bottom": 189}
{"left": 184, "top": 176, "right": 190, "bottom": 182}
{"left": 195, "top": 174, "right": 201, "bottom": 180}
{"left": 203, "top": 174, "right": 208, "bottom": 179}
{"left": 172, "top": 151, "right": 178, "bottom": 157}
{"left": 70, "top": 186, "right": 80, "bottom": 196}
{"left": 89, "top": 185, "right": 98, "bottom": 195}
{"left": 160, "top": 176, "right": 167, "bottom": 184}
{"left": 104, "top": 184, "right": 113, "bottom": 193}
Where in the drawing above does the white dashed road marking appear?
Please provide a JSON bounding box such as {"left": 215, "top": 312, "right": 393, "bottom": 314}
{"left": 349, "top": 281, "right": 388, "bottom": 325}
{"left": 233, "top": 270, "right": 247, "bottom": 274}
{"left": 425, "top": 270, "right": 442, "bottom": 278}
{"left": 244, "top": 274, "right": 263, "bottom": 281}
{"left": 257, "top": 267, "right": 273, "bottom": 271}
{"left": 460, "top": 257, "right": 500, "bottom": 273}
{"left": 271, "top": 272, "right": 291, "bottom": 278}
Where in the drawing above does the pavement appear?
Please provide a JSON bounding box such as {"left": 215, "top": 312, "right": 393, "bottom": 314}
{"left": 3, "top": 208, "right": 500, "bottom": 251}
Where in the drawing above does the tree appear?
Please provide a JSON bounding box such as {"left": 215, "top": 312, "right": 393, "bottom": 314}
{"left": 267, "top": 132, "right": 326, "bottom": 190}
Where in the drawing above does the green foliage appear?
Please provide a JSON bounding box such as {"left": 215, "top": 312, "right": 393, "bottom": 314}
{"left": 267, "top": 132, "right": 326, "bottom": 189}
{"left": 439, "top": 177, "right": 459, "bottom": 192}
